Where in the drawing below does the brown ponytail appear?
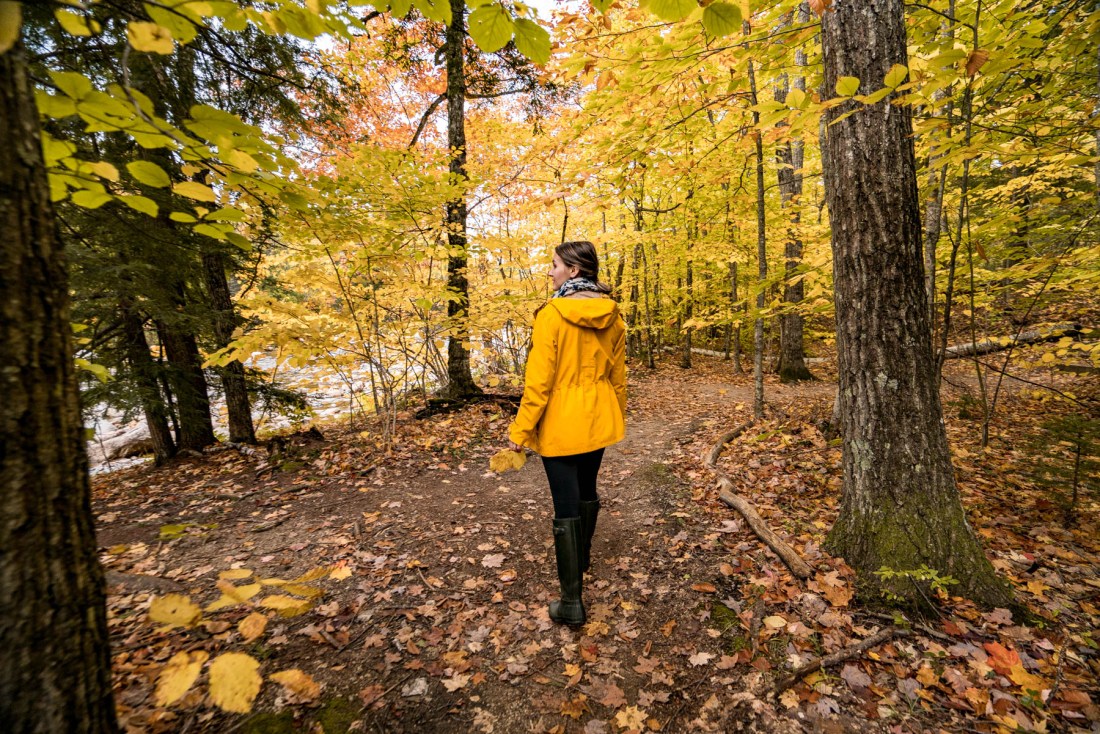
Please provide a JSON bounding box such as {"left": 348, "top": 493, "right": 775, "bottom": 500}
{"left": 555, "top": 240, "right": 612, "bottom": 294}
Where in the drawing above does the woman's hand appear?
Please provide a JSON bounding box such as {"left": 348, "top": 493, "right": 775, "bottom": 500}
{"left": 508, "top": 440, "right": 523, "bottom": 453}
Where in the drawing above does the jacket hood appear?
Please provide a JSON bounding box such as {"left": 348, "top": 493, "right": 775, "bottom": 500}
{"left": 549, "top": 298, "right": 621, "bottom": 330}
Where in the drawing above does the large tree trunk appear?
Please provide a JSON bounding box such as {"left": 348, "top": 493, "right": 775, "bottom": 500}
{"left": 819, "top": 0, "right": 1012, "bottom": 607}
{"left": 0, "top": 40, "right": 119, "bottom": 733}
{"left": 775, "top": 4, "right": 814, "bottom": 383}
{"left": 120, "top": 303, "right": 176, "bottom": 465}
{"left": 156, "top": 318, "right": 216, "bottom": 451}
{"left": 442, "top": 0, "right": 480, "bottom": 399}
{"left": 201, "top": 250, "right": 255, "bottom": 443}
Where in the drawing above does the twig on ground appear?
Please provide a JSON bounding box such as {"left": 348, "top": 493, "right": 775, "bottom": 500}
{"left": 717, "top": 478, "right": 813, "bottom": 579}
{"left": 774, "top": 627, "right": 910, "bottom": 695}
{"left": 703, "top": 420, "right": 755, "bottom": 468}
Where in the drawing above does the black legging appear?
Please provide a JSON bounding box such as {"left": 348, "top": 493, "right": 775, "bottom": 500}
{"left": 541, "top": 448, "right": 605, "bottom": 519}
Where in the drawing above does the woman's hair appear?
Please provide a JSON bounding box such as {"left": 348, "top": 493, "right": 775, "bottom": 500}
{"left": 556, "top": 240, "right": 613, "bottom": 294}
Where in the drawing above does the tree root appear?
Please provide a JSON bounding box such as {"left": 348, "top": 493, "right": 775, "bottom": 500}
{"left": 704, "top": 421, "right": 813, "bottom": 579}
{"left": 774, "top": 627, "right": 910, "bottom": 695}
{"left": 413, "top": 393, "right": 520, "bottom": 419}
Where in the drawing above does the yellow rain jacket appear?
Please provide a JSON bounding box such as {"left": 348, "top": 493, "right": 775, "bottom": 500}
{"left": 509, "top": 296, "right": 627, "bottom": 457}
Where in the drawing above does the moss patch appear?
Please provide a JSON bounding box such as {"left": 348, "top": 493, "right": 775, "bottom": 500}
{"left": 314, "top": 697, "right": 360, "bottom": 734}
{"left": 242, "top": 712, "right": 296, "bottom": 734}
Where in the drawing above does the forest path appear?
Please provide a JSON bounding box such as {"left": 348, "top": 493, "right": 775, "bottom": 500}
{"left": 96, "top": 356, "right": 844, "bottom": 733}
{"left": 99, "top": 353, "right": 1084, "bottom": 734}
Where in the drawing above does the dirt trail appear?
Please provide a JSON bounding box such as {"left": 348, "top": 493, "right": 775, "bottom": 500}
{"left": 94, "top": 363, "right": 846, "bottom": 734}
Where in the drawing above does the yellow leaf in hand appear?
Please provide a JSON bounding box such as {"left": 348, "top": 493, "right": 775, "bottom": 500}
{"left": 489, "top": 449, "right": 526, "bottom": 473}
{"left": 155, "top": 651, "right": 208, "bottom": 706}
{"left": 208, "top": 652, "right": 262, "bottom": 713}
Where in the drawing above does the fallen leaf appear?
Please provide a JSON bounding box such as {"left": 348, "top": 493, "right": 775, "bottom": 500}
{"left": 613, "top": 705, "right": 647, "bottom": 731}
{"left": 481, "top": 553, "right": 505, "bottom": 568}
{"left": 155, "top": 651, "right": 208, "bottom": 706}
{"left": 238, "top": 612, "right": 268, "bottom": 642}
{"left": 270, "top": 669, "right": 321, "bottom": 703}
{"left": 691, "top": 582, "right": 717, "bottom": 593}
{"left": 688, "top": 651, "right": 715, "bottom": 667}
{"left": 148, "top": 594, "right": 202, "bottom": 629}
{"left": 208, "top": 652, "right": 262, "bottom": 714}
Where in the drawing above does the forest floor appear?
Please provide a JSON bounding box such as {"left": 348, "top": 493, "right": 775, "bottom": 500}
{"left": 92, "top": 353, "right": 1099, "bottom": 734}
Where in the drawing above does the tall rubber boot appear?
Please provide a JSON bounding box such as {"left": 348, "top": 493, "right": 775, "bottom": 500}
{"left": 549, "top": 517, "right": 586, "bottom": 625}
{"left": 578, "top": 500, "right": 600, "bottom": 573}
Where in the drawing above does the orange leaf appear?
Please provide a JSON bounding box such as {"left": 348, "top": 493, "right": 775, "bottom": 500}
{"left": 692, "top": 582, "right": 717, "bottom": 593}
{"left": 965, "top": 48, "right": 990, "bottom": 77}
{"left": 808, "top": 0, "right": 831, "bottom": 16}
{"left": 983, "top": 641, "right": 1020, "bottom": 676}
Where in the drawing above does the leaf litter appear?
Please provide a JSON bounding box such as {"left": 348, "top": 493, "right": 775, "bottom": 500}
{"left": 92, "top": 355, "right": 1097, "bottom": 732}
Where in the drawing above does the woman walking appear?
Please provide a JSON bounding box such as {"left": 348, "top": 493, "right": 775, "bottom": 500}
{"left": 508, "top": 241, "right": 627, "bottom": 625}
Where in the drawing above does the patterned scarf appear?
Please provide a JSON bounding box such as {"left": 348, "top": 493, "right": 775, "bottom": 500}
{"left": 554, "top": 277, "right": 603, "bottom": 299}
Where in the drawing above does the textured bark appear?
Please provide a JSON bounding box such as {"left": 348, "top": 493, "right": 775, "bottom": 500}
{"left": 729, "top": 262, "right": 744, "bottom": 374}
{"left": 120, "top": 304, "right": 176, "bottom": 465}
{"left": 775, "top": 4, "right": 814, "bottom": 383}
{"left": 442, "top": 0, "right": 480, "bottom": 399}
{"left": 202, "top": 250, "right": 255, "bottom": 443}
{"left": 819, "top": 0, "right": 1012, "bottom": 607}
{"left": 156, "top": 319, "right": 216, "bottom": 451}
{"left": 748, "top": 57, "right": 767, "bottom": 419}
{"left": 680, "top": 239, "right": 693, "bottom": 369}
{"left": 0, "top": 42, "right": 119, "bottom": 733}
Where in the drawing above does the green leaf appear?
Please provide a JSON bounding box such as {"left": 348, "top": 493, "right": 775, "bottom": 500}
{"left": 206, "top": 206, "right": 247, "bottom": 223}
{"left": 55, "top": 8, "right": 99, "bottom": 37}
{"left": 786, "top": 88, "right": 806, "bottom": 109}
{"left": 702, "top": 2, "right": 741, "bottom": 37}
{"left": 413, "top": 0, "right": 451, "bottom": 24}
{"left": 49, "top": 70, "right": 94, "bottom": 101}
{"left": 512, "top": 18, "right": 550, "bottom": 64}
{"left": 835, "top": 76, "right": 860, "bottom": 96}
{"left": 75, "top": 357, "right": 111, "bottom": 383}
{"left": 883, "top": 63, "right": 908, "bottom": 89}
{"left": 127, "top": 160, "right": 171, "bottom": 188}
{"left": 173, "top": 180, "right": 217, "bottom": 202}
{"left": 859, "top": 86, "right": 892, "bottom": 105}
{"left": 467, "top": 4, "right": 514, "bottom": 53}
{"left": 127, "top": 21, "right": 175, "bottom": 54}
{"left": 122, "top": 195, "right": 158, "bottom": 217}
{"left": 0, "top": 1, "right": 20, "bottom": 54}
{"left": 170, "top": 211, "right": 197, "bottom": 223}
{"left": 71, "top": 189, "right": 113, "bottom": 209}
{"left": 35, "top": 90, "right": 77, "bottom": 119}
{"left": 226, "top": 231, "right": 252, "bottom": 251}
{"left": 647, "top": 0, "right": 696, "bottom": 22}
{"left": 146, "top": 6, "right": 199, "bottom": 44}
{"left": 388, "top": 0, "right": 412, "bottom": 17}
{"left": 591, "top": 0, "right": 614, "bottom": 12}
{"left": 194, "top": 223, "right": 227, "bottom": 241}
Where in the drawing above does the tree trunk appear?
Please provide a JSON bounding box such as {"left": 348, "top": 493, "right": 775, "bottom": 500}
{"left": 748, "top": 55, "right": 767, "bottom": 419}
{"left": 442, "top": 0, "right": 480, "bottom": 399}
{"left": 120, "top": 303, "right": 176, "bottom": 465}
{"left": 819, "top": 0, "right": 1012, "bottom": 607}
{"left": 0, "top": 40, "right": 119, "bottom": 733}
{"left": 681, "top": 235, "right": 693, "bottom": 369}
{"left": 201, "top": 250, "right": 255, "bottom": 443}
{"left": 775, "top": 5, "right": 814, "bottom": 383}
{"left": 156, "top": 319, "right": 216, "bottom": 451}
{"left": 729, "top": 262, "right": 744, "bottom": 374}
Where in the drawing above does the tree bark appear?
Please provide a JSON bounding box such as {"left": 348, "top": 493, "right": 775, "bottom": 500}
{"left": 120, "top": 303, "right": 176, "bottom": 465}
{"left": 775, "top": 4, "right": 814, "bottom": 383}
{"left": 442, "top": 0, "right": 481, "bottom": 399}
{"left": 0, "top": 40, "right": 119, "bottom": 733}
{"left": 201, "top": 250, "right": 255, "bottom": 443}
{"left": 819, "top": 0, "right": 1012, "bottom": 607}
{"left": 156, "top": 318, "right": 216, "bottom": 451}
{"left": 747, "top": 55, "right": 767, "bottom": 419}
